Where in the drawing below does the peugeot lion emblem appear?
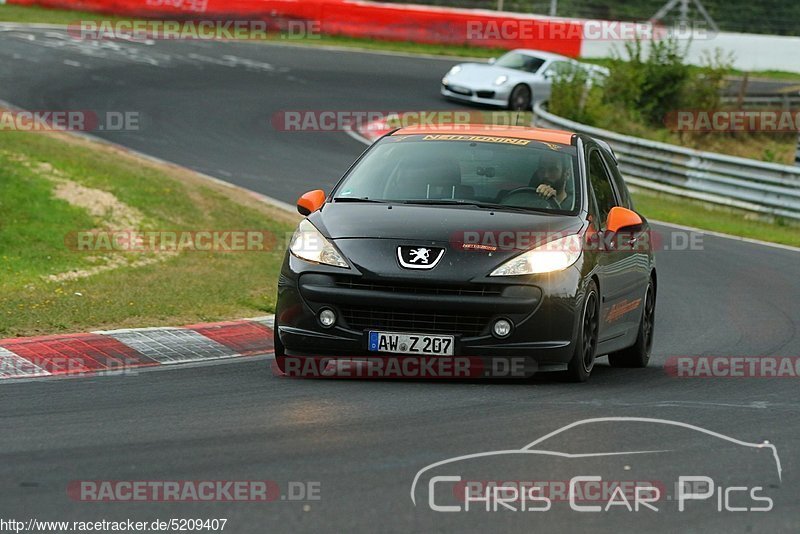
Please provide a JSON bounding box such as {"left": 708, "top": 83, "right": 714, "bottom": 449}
{"left": 397, "top": 246, "right": 445, "bottom": 270}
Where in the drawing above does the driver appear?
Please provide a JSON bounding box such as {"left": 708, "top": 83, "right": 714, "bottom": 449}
{"left": 530, "top": 153, "right": 569, "bottom": 207}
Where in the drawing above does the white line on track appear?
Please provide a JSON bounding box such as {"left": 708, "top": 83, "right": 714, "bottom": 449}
{"left": 0, "top": 23, "right": 478, "bottom": 62}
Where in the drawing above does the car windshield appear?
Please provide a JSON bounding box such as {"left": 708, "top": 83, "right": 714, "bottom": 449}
{"left": 495, "top": 52, "right": 546, "bottom": 73}
{"left": 333, "top": 134, "right": 580, "bottom": 214}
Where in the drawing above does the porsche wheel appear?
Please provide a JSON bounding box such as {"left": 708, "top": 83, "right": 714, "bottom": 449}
{"left": 509, "top": 84, "right": 532, "bottom": 111}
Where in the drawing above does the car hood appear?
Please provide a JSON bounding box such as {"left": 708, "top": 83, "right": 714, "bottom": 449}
{"left": 307, "top": 204, "right": 584, "bottom": 282}
{"left": 446, "top": 63, "right": 528, "bottom": 86}
{"left": 311, "top": 203, "right": 583, "bottom": 247}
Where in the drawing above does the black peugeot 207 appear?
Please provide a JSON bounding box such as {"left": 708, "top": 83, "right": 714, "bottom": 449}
{"left": 274, "top": 125, "right": 656, "bottom": 382}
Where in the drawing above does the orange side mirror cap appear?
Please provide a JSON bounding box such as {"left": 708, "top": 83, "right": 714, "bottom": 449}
{"left": 606, "top": 206, "right": 643, "bottom": 233}
{"left": 297, "top": 190, "right": 326, "bottom": 216}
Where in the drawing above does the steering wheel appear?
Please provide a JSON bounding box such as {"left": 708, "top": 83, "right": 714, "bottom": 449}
{"left": 499, "top": 187, "right": 561, "bottom": 210}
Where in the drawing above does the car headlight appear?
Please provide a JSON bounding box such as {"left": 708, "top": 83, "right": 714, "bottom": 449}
{"left": 494, "top": 75, "right": 509, "bottom": 86}
{"left": 289, "top": 219, "right": 349, "bottom": 268}
{"left": 490, "top": 234, "right": 581, "bottom": 276}
{"left": 448, "top": 65, "right": 462, "bottom": 75}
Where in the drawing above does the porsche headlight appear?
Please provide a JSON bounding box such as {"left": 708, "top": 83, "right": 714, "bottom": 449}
{"left": 490, "top": 234, "right": 581, "bottom": 276}
{"left": 289, "top": 219, "right": 349, "bottom": 268}
{"left": 494, "top": 75, "right": 509, "bottom": 86}
{"left": 448, "top": 65, "right": 462, "bottom": 75}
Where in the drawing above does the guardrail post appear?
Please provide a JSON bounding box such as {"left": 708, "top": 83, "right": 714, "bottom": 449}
{"left": 795, "top": 131, "right": 800, "bottom": 167}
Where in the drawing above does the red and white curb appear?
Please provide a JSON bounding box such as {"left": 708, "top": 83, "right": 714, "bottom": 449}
{"left": 0, "top": 316, "right": 274, "bottom": 381}
{"left": 346, "top": 117, "right": 393, "bottom": 146}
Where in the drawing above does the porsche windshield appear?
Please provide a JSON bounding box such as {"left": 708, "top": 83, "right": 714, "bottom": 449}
{"left": 334, "top": 134, "right": 580, "bottom": 214}
{"left": 495, "top": 52, "right": 546, "bottom": 73}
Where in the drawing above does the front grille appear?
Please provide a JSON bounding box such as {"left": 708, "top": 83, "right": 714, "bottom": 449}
{"left": 335, "top": 279, "right": 502, "bottom": 298}
{"left": 444, "top": 84, "right": 472, "bottom": 96}
{"left": 340, "top": 307, "right": 489, "bottom": 336}
{"left": 476, "top": 90, "right": 496, "bottom": 98}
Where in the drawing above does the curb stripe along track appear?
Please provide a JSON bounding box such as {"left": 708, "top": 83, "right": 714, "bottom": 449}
{"left": 0, "top": 316, "right": 275, "bottom": 381}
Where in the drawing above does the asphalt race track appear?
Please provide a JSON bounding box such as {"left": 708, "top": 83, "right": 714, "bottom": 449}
{"left": 1, "top": 27, "right": 799, "bottom": 532}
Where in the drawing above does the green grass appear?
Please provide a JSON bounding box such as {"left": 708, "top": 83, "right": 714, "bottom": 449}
{"left": 632, "top": 188, "right": 800, "bottom": 247}
{"left": 270, "top": 34, "right": 505, "bottom": 59}
{"left": 0, "top": 4, "right": 128, "bottom": 24}
{"left": 0, "top": 131, "right": 295, "bottom": 337}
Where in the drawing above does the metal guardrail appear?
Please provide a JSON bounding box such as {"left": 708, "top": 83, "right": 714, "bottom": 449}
{"left": 533, "top": 102, "right": 800, "bottom": 220}
{"left": 721, "top": 94, "right": 800, "bottom": 109}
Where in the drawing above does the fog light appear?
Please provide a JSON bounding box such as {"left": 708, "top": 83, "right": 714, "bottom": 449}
{"left": 319, "top": 308, "right": 336, "bottom": 328}
{"left": 492, "top": 318, "right": 512, "bottom": 338}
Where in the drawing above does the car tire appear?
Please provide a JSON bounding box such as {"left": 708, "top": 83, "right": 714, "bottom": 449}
{"left": 565, "top": 280, "right": 599, "bottom": 383}
{"left": 608, "top": 279, "right": 656, "bottom": 368}
{"left": 508, "top": 84, "right": 532, "bottom": 111}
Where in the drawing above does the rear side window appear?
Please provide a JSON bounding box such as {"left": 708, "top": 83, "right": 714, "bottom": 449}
{"left": 587, "top": 149, "right": 618, "bottom": 226}
{"left": 601, "top": 150, "right": 633, "bottom": 210}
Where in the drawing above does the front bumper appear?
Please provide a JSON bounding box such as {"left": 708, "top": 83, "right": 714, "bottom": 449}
{"left": 440, "top": 83, "right": 510, "bottom": 108}
{"left": 275, "top": 253, "right": 584, "bottom": 369}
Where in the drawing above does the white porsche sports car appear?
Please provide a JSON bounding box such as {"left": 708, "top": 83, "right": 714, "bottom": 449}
{"left": 441, "top": 49, "right": 609, "bottom": 110}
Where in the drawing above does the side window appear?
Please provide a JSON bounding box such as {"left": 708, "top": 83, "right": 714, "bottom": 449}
{"left": 545, "top": 61, "right": 571, "bottom": 77}
{"left": 523, "top": 56, "right": 546, "bottom": 73}
{"left": 587, "top": 149, "right": 618, "bottom": 226}
{"left": 586, "top": 180, "right": 602, "bottom": 231}
{"left": 600, "top": 150, "right": 633, "bottom": 210}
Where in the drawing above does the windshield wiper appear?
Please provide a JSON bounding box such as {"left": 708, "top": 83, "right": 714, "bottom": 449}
{"left": 333, "top": 197, "right": 387, "bottom": 203}
{"left": 400, "top": 199, "right": 475, "bottom": 206}
{"left": 401, "top": 199, "right": 547, "bottom": 214}
{"left": 469, "top": 202, "right": 552, "bottom": 214}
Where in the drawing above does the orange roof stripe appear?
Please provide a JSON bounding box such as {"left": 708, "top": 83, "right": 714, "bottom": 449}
{"left": 391, "top": 124, "right": 575, "bottom": 145}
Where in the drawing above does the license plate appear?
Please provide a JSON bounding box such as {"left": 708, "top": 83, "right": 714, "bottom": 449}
{"left": 368, "top": 331, "right": 454, "bottom": 356}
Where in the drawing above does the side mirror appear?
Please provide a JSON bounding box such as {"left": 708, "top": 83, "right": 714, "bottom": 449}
{"left": 606, "top": 206, "right": 643, "bottom": 233}
{"left": 297, "top": 189, "right": 326, "bottom": 216}
{"left": 488, "top": 57, "right": 496, "bottom": 65}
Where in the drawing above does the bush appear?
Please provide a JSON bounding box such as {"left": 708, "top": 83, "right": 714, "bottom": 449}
{"left": 549, "top": 37, "right": 733, "bottom": 139}
{"left": 681, "top": 49, "right": 732, "bottom": 111}
{"left": 548, "top": 63, "right": 589, "bottom": 122}
{"left": 545, "top": 41, "right": 794, "bottom": 163}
